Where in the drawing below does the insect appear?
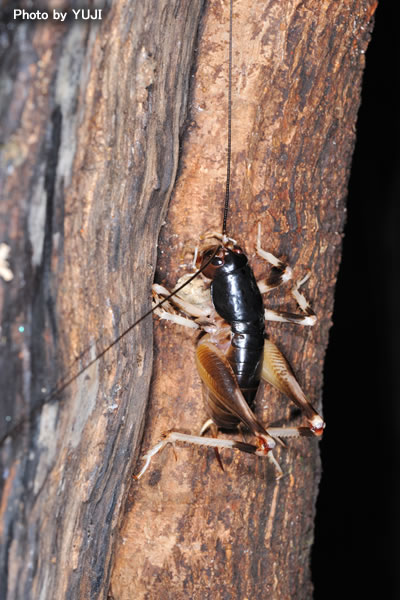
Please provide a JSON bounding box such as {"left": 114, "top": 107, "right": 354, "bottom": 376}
{"left": 133, "top": 0, "right": 325, "bottom": 480}
{"left": 3, "top": 0, "right": 325, "bottom": 478}
{"left": 134, "top": 224, "right": 325, "bottom": 480}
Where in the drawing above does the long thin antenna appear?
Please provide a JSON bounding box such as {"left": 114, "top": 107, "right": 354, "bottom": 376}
{"left": 38, "top": 246, "right": 222, "bottom": 405}
{"left": 50, "top": 3, "right": 234, "bottom": 402}
{"left": 2, "top": 7, "right": 234, "bottom": 444}
{"left": 222, "top": 0, "right": 233, "bottom": 238}
{"left": 1, "top": 242, "right": 222, "bottom": 447}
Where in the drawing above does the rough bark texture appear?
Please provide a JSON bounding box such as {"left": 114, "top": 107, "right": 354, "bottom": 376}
{"left": 0, "top": 1, "right": 375, "bottom": 599}
{"left": 110, "top": 1, "right": 376, "bottom": 599}
{"left": 0, "top": 1, "right": 204, "bottom": 599}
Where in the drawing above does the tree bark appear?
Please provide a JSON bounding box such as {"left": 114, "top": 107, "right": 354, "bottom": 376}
{"left": 0, "top": 1, "right": 376, "bottom": 599}
{"left": 0, "top": 2, "right": 203, "bottom": 599}
{"left": 110, "top": 1, "right": 376, "bottom": 599}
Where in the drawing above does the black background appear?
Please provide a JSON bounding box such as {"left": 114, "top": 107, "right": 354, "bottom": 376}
{"left": 312, "top": 1, "right": 399, "bottom": 598}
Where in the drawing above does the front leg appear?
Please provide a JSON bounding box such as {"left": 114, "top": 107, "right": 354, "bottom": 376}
{"left": 152, "top": 280, "right": 214, "bottom": 330}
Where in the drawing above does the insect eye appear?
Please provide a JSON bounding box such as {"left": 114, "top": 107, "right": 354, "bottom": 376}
{"left": 196, "top": 246, "right": 225, "bottom": 278}
{"left": 211, "top": 256, "right": 224, "bottom": 266}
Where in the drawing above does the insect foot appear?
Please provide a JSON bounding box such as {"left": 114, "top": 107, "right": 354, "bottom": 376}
{"left": 133, "top": 431, "right": 286, "bottom": 481}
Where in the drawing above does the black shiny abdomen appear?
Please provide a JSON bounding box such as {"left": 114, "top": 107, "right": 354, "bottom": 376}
{"left": 211, "top": 250, "right": 265, "bottom": 407}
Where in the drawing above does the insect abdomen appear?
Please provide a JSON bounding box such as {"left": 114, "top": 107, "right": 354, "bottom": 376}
{"left": 211, "top": 254, "right": 265, "bottom": 407}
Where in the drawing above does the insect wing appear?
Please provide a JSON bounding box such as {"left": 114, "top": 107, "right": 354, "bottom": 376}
{"left": 195, "top": 339, "right": 270, "bottom": 440}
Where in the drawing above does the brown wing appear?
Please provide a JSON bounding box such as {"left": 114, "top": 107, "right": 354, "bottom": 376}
{"left": 195, "top": 339, "right": 271, "bottom": 440}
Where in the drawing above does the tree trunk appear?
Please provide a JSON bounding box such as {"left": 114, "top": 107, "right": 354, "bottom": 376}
{"left": 0, "top": 1, "right": 376, "bottom": 599}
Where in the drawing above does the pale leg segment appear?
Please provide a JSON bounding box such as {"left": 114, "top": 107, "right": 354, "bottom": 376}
{"left": 257, "top": 223, "right": 316, "bottom": 326}
{"left": 152, "top": 283, "right": 213, "bottom": 330}
{"left": 256, "top": 223, "right": 293, "bottom": 292}
{"left": 133, "top": 430, "right": 285, "bottom": 480}
{"left": 133, "top": 422, "right": 314, "bottom": 481}
{"left": 263, "top": 273, "right": 316, "bottom": 326}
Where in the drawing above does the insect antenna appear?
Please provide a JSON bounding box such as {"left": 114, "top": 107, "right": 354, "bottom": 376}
{"left": 0, "top": 247, "right": 221, "bottom": 447}
{"left": 2, "top": 6, "right": 234, "bottom": 444}
{"left": 222, "top": 0, "right": 233, "bottom": 241}
{"left": 38, "top": 3, "right": 237, "bottom": 406}
{"left": 44, "top": 1, "right": 235, "bottom": 407}
{"left": 40, "top": 251, "right": 221, "bottom": 404}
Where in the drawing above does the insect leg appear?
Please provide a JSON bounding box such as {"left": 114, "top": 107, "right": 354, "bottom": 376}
{"left": 195, "top": 338, "right": 284, "bottom": 476}
{"left": 263, "top": 273, "right": 317, "bottom": 326}
{"left": 198, "top": 416, "right": 225, "bottom": 472}
{"left": 256, "top": 224, "right": 316, "bottom": 325}
{"left": 256, "top": 223, "right": 293, "bottom": 290}
{"left": 152, "top": 283, "right": 213, "bottom": 329}
{"left": 262, "top": 338, "right": 325, "bottom": 435}
{"left": 195, "top": 339, "right": 276, "bottom": 449}
{"left": 133, "top": 431, "right": 283, "bottom": 480}
{"left": 267, "top": 426, "right": 314, "bottom": 438}
{"left": 289, "top": 272, "right": 317, "bottom": 322}
{"left": 264, "top": 309, "right": 316, "bottom": 327}
{"left": 152, "top": 306, "right": 200, "bottom": 329}
{"left": 199, "top": 418, "right": 214, "bottom": 435}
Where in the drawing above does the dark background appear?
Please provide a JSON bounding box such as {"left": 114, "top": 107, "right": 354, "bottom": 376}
{"left": 312, "top": 1, "right": 399, "bottom": 598}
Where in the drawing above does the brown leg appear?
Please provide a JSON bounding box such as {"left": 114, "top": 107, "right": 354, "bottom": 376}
{"left": 262, "top": 338, "right": 325, "bottom": 435}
